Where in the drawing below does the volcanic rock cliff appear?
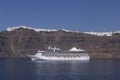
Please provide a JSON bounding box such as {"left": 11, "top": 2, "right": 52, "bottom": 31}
{"left": 0, "top": 26, "right": 120, "bottom": 59}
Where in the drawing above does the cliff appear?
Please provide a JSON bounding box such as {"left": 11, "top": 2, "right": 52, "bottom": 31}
{"left": 0, "top": 26, "right": 120, "bottom": 59}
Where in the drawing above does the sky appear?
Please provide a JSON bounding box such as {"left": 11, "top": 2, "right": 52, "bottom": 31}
{"left": 0, "top": 0, "right": 120, "bottom": 32}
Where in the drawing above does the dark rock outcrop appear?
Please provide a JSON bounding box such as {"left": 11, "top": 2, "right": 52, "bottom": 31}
{"left": 0, "top": 27, "right": 120, "bottom": 58}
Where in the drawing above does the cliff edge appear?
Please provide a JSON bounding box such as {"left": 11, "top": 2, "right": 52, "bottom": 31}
{"left": 0, "top": 26, "right": 120, "bottom": 59}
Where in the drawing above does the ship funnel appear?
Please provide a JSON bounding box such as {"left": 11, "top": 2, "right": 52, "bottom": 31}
{"left": 69, "top": 47, "right": 85, "bottom": 52}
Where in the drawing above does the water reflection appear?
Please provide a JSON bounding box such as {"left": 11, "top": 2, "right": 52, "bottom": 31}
{"left": 0, "top": 59, "right": 120, "bottom": 80}
{"left": 31, "top": 60, "right": 89, "bottom": 80}
{"left": 32, "top": 60, "right": 120, "bottom": 80}
{"left": 34, "top": 61, "right": 89, "bottom": 76}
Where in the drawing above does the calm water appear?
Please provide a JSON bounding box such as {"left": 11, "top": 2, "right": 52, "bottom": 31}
{"left": 0, "top": 59, "right": 120, "bottom": 80}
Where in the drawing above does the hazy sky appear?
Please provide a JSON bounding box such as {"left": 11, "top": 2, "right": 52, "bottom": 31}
{"left": 0, "top": 0, "right": 120, "bottom": 32}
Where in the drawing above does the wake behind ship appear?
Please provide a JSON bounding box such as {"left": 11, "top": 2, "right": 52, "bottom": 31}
{"left": 28, "top": 47, "right": 90, "bottom": 61}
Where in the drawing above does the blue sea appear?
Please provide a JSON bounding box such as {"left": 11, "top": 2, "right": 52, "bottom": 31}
{"left": 0, "top": 58, "right": 120, "bottom": 80}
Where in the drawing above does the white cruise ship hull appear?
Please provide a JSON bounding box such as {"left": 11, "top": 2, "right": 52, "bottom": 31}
{"left": 28, "top": 55, "right": 90, "bottom": 61}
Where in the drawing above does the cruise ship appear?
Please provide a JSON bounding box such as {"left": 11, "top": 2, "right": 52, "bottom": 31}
{"left": 28, "top": 47, "right": 90, "bottom": 61}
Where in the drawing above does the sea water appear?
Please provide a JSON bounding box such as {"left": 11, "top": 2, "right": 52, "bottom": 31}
{"left": 0, "top": 58, "right": 120, "bottom": 80}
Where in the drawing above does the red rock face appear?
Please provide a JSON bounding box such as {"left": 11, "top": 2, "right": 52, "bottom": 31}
{"left": 0, "top": 28, "right": 120, "bottom": 58}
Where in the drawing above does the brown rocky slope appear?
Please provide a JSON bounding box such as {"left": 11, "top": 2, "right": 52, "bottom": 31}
{"left": 0, "top": 27, "right": 120, "bottom": 59}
